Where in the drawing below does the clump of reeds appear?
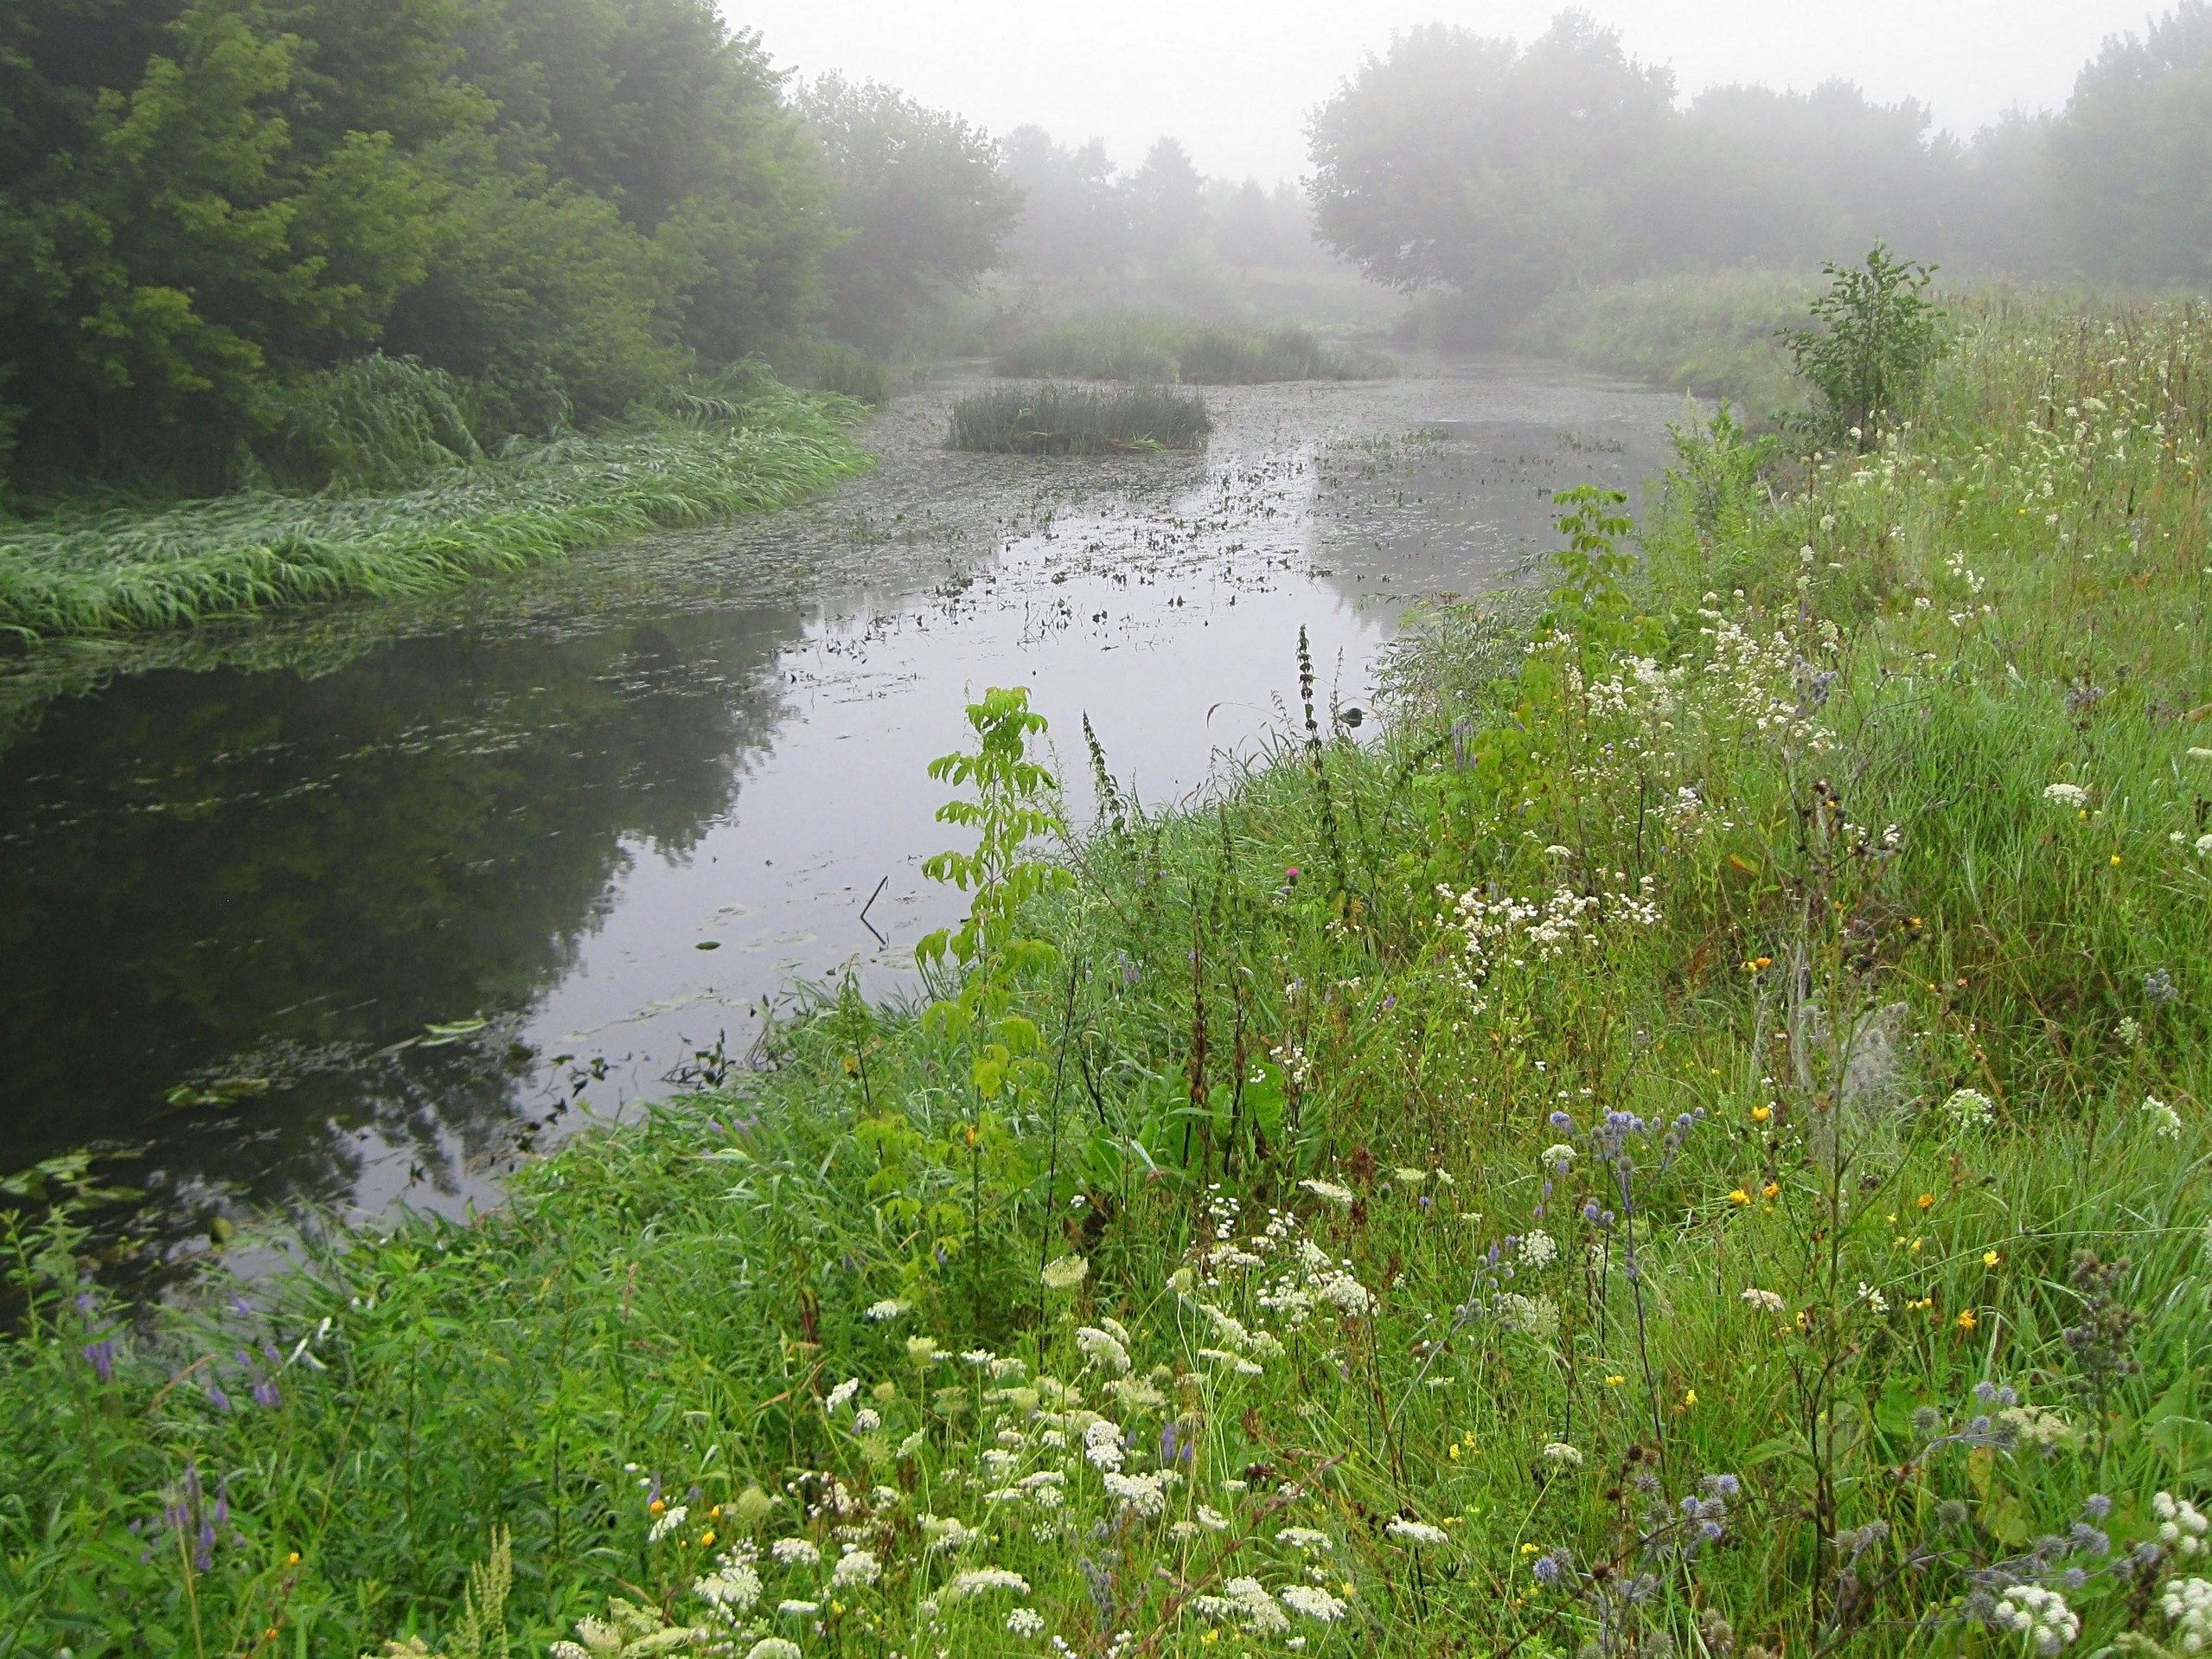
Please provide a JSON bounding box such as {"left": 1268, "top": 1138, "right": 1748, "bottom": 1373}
{"left": 946, "top": 382, "right": 1211, "bottom": 454}
{"left": 260, "top": 354, "right": 488, "bottom": 494}
{"left": 992, "top": 315, "right": 1395, "bottom": 384}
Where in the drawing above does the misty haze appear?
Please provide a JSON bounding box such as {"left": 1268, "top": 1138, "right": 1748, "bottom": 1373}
{"left": 2, "top": 3, "right": 2209, "bottom": 1653}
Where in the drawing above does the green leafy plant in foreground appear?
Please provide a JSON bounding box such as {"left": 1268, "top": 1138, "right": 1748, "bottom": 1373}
{"left": 1786, "top": 240, "right": 1947, "bottom": 445}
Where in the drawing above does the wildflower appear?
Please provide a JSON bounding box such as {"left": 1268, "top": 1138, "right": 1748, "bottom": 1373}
{"left": 1957, "top": 1310, "right": 1978, "bottom": 1331}
{"left": 1728, "top": 1188, "right": 1751, "bottom": 1207}
{"left": 771, "top": 1538, "right": 820, "bottom": 1566}
{"left": 1540, "top": 1143, "right": 1576, "bottom": 1171}
{"left": 1299, "top": 1177, "right": 1356, "bottom": 1207}
{"left": 2156, "top": 1492, "right": 2210, "bottom": 1555}
{"left": 1193, "top": 1578, "right": 1289, "bottom": 1635}
{"left": 1762, "top": 1182, "right": 1780, "bottom": 1200}
{"left": 1103, "top": 1471, "right": 1169, "bottom": 1517}
{"left": 1197, "top": 1505, "right": 1230, "bottom": 1531}
{"left": 1040, "top": 1255, "right": 1089, "bottom": 1291}
{"left": 2043, "top": 783, "right": 2088, "bottom": 808}
{"left": 1277, "top": 1527, "right": 1333, "bottom": 1552}
{"left": 1751, "top": 1105, "right": 1772, "bottom": 1123}
{"left": 1075, "top": 1326, "right": 1132, "bottom": 1374}
{"left": 1541, "top": 1442, "right": 1583, "bottom": 1467}
{"left": 2198, "top": 834, "right": 2212, "bottom": 856}
{"left": 905, "top": 1336, "right": 941, "bottom": 1366}
{"left": 649, "top": 1505, "right": 688, "bottom": 1544}
{"left": 1990, "top": 1583, "right": 2079, "bottom": 1653}
{"left": 1742, "top": 1287, "right": 1786, "bottom": 1313}
{"left": 2159, "top": 1576, "right": 2212, "bottom": 1652}
{"left": 946, "top": 1567, "right": 1032, "bottom": 1599}
{"left": 2119, "top": 1016, "right": 2145, "bottom": 1047}
{"left": 1605, "top": 1374, "right": 1626, "bottom": 1387}
{"left": 696, "top": 1554, "right": 764, "bottom": 1613}
{"left": 863, "top": 1298, "right": 909, "bottom": 1322}
{"left": 81, "top": 1339, "right": 117, "bottom": 1383}
{"left": 755, "top": 1634, "right": 809, "bottom": 1655}
{"left": 828, "top": 1548, "right": 879, "bottom": 1588}
{"left": 1942, "top": 1087, "right": 1996, "bottom": 1130}
{"left": 1281, "top": 1585, "right": 1349, "bottom": 1623}
{"left": 1858, "top": 1283, "right": 1889, "bottom": 1314}
{"left": 1918, "top": 1193, "right": 1935, "bottom": 1210}
{"left": 825, "top": 1377, "right": 860, "bottom": 1412}
{"left": 1007, "top": 1607, "right": 1047, "bottom": 1638}
{"left": 1387, "top": 1517, "right": 1448, "bottom": 1547}
{"left": 1518, "top": 1229, "right": 1559, "bottom": 1270}
{"left": 1984, "top": 1250, "right": 2002, "bottom": 1267}
{"left": 2144, "top": 1095, "right": 2183, "bottom": 1139}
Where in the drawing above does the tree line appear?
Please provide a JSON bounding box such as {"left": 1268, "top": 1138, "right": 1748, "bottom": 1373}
{"left": 0, "top": 0, "right": 1015, "bottom": 490}
{"left": 1308, "top": 6, "right": 2212, "bottom": 332}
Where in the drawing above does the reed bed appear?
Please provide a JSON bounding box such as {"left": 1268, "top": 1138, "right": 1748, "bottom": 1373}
{"left": 0, "top": 384, "right": 872, "bottom": 639}
{"left": 947, "top": 381, "right": 1211, "bottom": 453}
{"left": 995, "top": 315, "right": 1396, "bottom": 384}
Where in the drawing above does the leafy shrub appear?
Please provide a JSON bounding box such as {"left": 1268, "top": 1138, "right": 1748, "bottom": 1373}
{"left": 1784, "top": 241, "right": 1947, "bottom": 443}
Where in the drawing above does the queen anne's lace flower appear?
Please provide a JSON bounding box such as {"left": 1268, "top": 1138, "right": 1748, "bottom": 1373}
{"left": 1387, "top": 1517, "right": 1448, "bottom": 1546}
{"left": 945, "top": 1567, "right": 1032, "bottom": 1598}
{"left": 1192, "top": 1577, "right": 1289, "bottom": 1634}
{"left": 1006, "top": 1607, "right": 1047, "bottom": 1637}
{"left": 770, "top": 1537, "right": 818, "bottom": 1566}
{"left": 1281, "top": 1584, "right": 1349, "bottom": 1622}
{"left": 1742, "top": 1287, "right": 1787, "bottom": 1314}
{"left": 1040, "top": 1254, "right": 1089, "bottom": 1291}
{"left": 2043, "top": 783, "right": 2088, "bottom": 808}
{"left": 2162, "top": 1577, "right": 2212, "bottom": 1654}
{"left": 1075, "top": 1325, "right": 1132, "bottom": 1374}
{"left": 828, "top": 1547, "right": 879, "bottom": 1588}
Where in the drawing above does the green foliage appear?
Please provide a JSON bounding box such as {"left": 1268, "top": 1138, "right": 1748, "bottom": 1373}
{"left": 917, "top": 686, "right": 1071, "bottom": 1099}
{"left": 1785, "top": 241, "right": 1947, "bottom": 442}
{"left": 260, "top": 353, "right": 486, "bottom": 493}
{"left": 800, "top": 341, "right": 893, "bottom": 409}
{"left": 1659, "top": 397, "right": 1775, "bottom": 546}
{"left": 946, "top": 382, "right": 1211, "bottom": 454}
{"left": 799, "top": 74, "right": 1020, "bottom": 356}
{"left": 0, "top": 380, "right": 870, "bottom": 636}
{"left": 0, "top": 0, "right": 840, "bottom": 486}
{"left": 1515, "top": 269, "right": 1816, "bottom": 420}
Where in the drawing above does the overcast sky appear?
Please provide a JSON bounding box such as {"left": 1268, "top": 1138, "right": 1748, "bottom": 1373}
{"left": 726, "top": 0, "right": 2161, "bottom": 183}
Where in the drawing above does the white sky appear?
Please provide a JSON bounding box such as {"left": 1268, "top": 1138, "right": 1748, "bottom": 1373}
{"left": 726, "top": 0, "right": 2160, "bottom": 183}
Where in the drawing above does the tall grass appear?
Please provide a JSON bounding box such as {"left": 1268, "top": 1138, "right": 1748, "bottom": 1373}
{"left": 947, "top": 381, "right": 1211, "bottom": 453}
{"left": 0, "top": 373, "right": 873, "bottom": 638}
{"left": 1519, "top": 269, "right": 1819, "bottom": 420}
{"left": 5, "top": 293, "right": 2212, "bottom": 1656}
{"left": 995, "top": 314, "right": 1395, "bottom": 383}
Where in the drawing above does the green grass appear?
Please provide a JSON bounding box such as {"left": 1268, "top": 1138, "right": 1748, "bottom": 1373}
{"left": 0, "top": 369, "right": 873, "bottom": 640}
{"left": 948, "top": 381, "right": 1212, "bottom": 453}
{"left": 5, "top": 291, "right": 2212, "bottom": 1657}
{"left": 1519, "top": 269, "right": 1820, "bottom": 421}
{"left": 995, "top": 315, "right": 1395, "bottom": 384}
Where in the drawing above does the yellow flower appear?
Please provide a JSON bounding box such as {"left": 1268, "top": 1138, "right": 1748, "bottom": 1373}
{"left": 1203, "top": 1631, "right": 1221, "bottom": 1646}
{"left": 1684, "top": 1388, "right": 1698, "bottom": 1406}
{"left": 1752, "top": 1104, "right": 1773, "bottom": 1123}
{"left": 699, "top": 1530, "right": 715, "bottom": 1548}
{"left": 286, "top": 1552, "right": 301, "bottom": 1566}
{"left": 2111, "top": 855, "right": 2123, "bottom": 867}
{"left": 1520, "top": 1542, "right": 1541, "bottom": 1554}
{"left": 1729, "top": 1188, "right": 1752, "bottom": 1207}
{"left": 1448, "top": 1444, "right": 1461, "bottom": 1461}
{"left": 1957, "top": 1309, "right": 1979, "bottom": 1331}
{"left": 1606, "top": 1374, "right": 1626, "bottom": 1387}
{"left": 1916, "top": 1193, "right": 1934, "bottom": 1210}
{"left": 1910, "top": 1238, "right": 1924, "bottom": 1253}
{"left": 1763, "top": 1182, "right": 1780, "bottom": 1200}
{"left": 1984, "top": 1250, "right": 2001, "bottom": 1267}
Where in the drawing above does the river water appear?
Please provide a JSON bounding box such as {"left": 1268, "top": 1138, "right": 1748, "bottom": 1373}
{"left": 0, "top": 359, "right": 1686, "bottom": 1270}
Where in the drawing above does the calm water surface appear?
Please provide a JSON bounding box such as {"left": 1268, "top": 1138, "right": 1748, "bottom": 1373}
{"left": 0, "top": 360, "right": 1685, "bottom": 1268}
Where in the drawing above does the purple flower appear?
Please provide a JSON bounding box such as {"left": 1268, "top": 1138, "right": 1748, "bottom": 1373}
{"left": 82, "top": 1340, "right": 117, "bottom": 1383}
{"left": 252, "top": 1379, "right": 281, "bottom": 1411}
{"left": 207, "top": 1382, "right": 233, "bottom": 1413}
{"left": 1532, "top": 1551, "right": 1568, "bottom": 1585}
{"left": 74, "top": 1291, "right": 96, "bottom": 1315}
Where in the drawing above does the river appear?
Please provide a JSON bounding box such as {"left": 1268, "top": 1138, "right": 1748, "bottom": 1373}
{"left": 0, "top": 358, "right": 1687, "bottom": 1274}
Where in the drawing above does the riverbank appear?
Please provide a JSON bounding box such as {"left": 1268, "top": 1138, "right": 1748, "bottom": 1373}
{"left": 9, "top": 296, "right": 2211, "bottom": 1655}
{"left": 0, "top": 375, "right": 874, "bottom": 641}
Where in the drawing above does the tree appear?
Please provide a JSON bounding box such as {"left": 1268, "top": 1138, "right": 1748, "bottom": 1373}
{"left": 1000, "top": 125, "right": 1127, "bottom": 279}
{"left": 1307, "top": 13, "right": 1675, "bottom": 324}
{"left": 2047, "top": 2, "right": 2212, "bottom": 287}
{"left": 1126, "top": 136, "right": 1205, "bottom": 266}
{"left": 800, "top": 75, "right": 1020, "bottom": 354}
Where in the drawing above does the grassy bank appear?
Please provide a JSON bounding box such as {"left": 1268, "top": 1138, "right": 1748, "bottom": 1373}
{"left": 995, "top": 316, "right": 1395, "bottom": 384}
{"left": 7, "top": 293, "right": 2212, "bottom": 1657}
{"left": 949, "top": 383, "right": 1212, "bottom": 453}
{"left": 0, "top": 373, "right": 874, "bottom": 641}
{"left": 1519, "top": 270, "right": 1820, "bottom": 422}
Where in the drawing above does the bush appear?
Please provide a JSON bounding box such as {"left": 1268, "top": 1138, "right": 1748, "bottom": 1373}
{"left": 257, "top": 355, "right": 487, "bottom": 494}
{"left": 1784, "top": 241, "right": 1947, "bottom": 443}
{"left": 947, "top": 382, "right": 1211, "bottom": 453}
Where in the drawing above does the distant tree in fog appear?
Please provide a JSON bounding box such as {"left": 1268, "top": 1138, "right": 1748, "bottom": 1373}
{"left": 1307, "top": 16, "right": 1675, "bottom": 321}
{"left": 2048, "top": 2, "right": 2212, "bottom": 287}
{"left": 800, "top": 75, "right": 1021, "bottom": 352}
{"left": 1128, "top": 137, "right": 1208, "bottom": 266}
{"left": 1001, "top": 126, "right": 1129, "bottom": 277}
{"left": 1213, "top": 180, "right": 1281, "bottom": 271}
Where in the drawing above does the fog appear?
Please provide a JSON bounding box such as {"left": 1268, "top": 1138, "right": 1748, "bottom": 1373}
{"left": 730, "top": 0, "right": 2154, "bottom": 183}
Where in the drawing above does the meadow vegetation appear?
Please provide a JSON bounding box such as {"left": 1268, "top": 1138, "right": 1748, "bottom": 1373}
{"left": 6, "top": 275, "right": 2212, "bottom": 1657}
{"left": 948, "top": 383, "right": 1212, "bottom": 455}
